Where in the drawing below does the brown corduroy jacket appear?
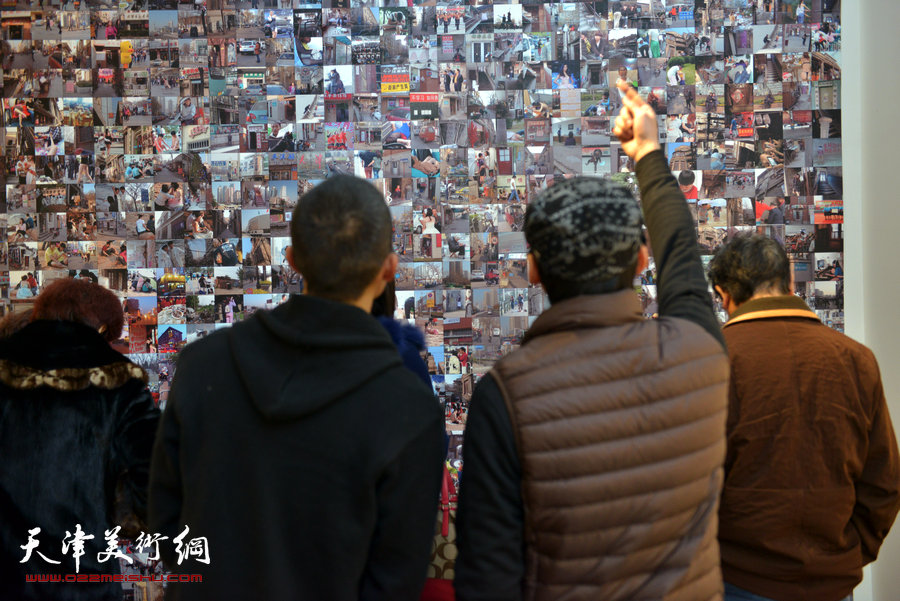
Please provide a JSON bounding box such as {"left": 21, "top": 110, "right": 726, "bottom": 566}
{"left": 719, "top": 295, "right": 900, "bottom": 601}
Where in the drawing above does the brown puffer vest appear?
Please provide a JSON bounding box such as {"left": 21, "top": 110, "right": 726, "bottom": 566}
{"left": 491, "top": 291, "right": 729, "bottom": 601}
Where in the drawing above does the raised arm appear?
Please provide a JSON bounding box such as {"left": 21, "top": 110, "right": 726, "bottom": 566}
{"left": 612, "top": 81, "right": 726, "bottom": 349}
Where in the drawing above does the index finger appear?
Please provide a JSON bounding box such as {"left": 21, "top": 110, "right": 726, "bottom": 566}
{"left": 616, "top": 79, "right": 645, "bottom": 111}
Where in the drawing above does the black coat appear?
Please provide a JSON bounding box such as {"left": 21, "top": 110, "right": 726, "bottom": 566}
{"left": 0, "top": 320, "right": 158, "bottom": 601}
{"left": 149, "top": 295, "right": 446, "bottom": 600}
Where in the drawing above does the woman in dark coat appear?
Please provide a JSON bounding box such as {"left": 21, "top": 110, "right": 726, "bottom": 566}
{"left": 0, "top": 279, "right": 159, "bottom": 600}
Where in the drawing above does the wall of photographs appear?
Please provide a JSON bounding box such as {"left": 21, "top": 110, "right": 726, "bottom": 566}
{"left": 0, "top": 0, "right": 842, "bottom": 454}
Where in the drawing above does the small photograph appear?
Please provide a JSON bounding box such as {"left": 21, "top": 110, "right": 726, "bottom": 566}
{"left": 756, "top": 167, "right": 787, "bottom": 198}
{"left": 125, "top": 297, "right": 158, "bottom": 332}
{"left": 813, "top": 199, "right": 842, "bottom": 224}
{"left": 157, "top": 325, "right": 187, "bottom": 354}
{"left": 244, "top": 294, "right": 275, "bottom": 318}
{"left": 814, "top": 223, "right": 843, "bottom": 253}
{"left": 186, "top": 295, "right": 216, "bottom": 325}
{"left": 726, "top": 170, "right": 757, "bottom": 196}
{"left": 753, "top": 197, "right": 787, "bottom": 225}
{"left": 753, "top": 24, "right": 783, "bottom": 53}
{"left": 444, "top": 345, "right": 472, "bottom": 376}
{"left": 443, "top": 260, "right": 471, "bottom": 288}
{"left": 158, "top": 296, "right": 187, "bottom": 325}
{"left": 242, "top": 265, "right": 273, "bottom": 294}
{"left": 127, "top": 269, "right": 157, "bottom": 296}
{"left": 7, "top": 214, "right": 37, "bottom": 244}
{"left": 214, "top": 295, "right": 244, "bottom": 324}
{"left": 753, "top": 82, "right": 782, "bottom": 112}
{"left": 551, "top": 61, "right": 580, "bottom": 89}
{"left": 697, "top": 224, "right": 728, "bottom": 254}
{"left": 812, "top": 109, "right": 840, "bottom": 139}
{"left": 674, "top": 169, "right": 699, "bottom": 200}
{"left": 471, "top": 288, "right": 500, "bottom": 317}
{"left": 213, "top": 267, "right": 243, "bottom": 295}
{"left": 697, "top": 84, "right": 725, "bottom": 113}
{"left": 126, "top": 240, "right": 157, "bottom": 269}
{"left": 418, "top": 316, "right": 443, "bottom": 348}
{"left": 811, "top": 21, "right": 840, "bottom": 52}
{"left": 725, "top": 56, "right": 753, "bottom": 84}
{"left": 665, "top": 114, "right": 695, "bottom": 143}
{"left": 157, "top": 270, "right": 187, "bottom": 298}
{"left": 65, "top": 241, "right": 97, "bottom": 270}
{"left": 814, "top": 253, "right": 843, "bottom": 282}
{"left": 725, "top": 84, "right": 753, "bottom": 116}
{"left": 125, "top": 213, "right": 158, "bottom": 240}
{"left": 608, "top": 28, "right": 638, "bottom": 59}
{"left": 665, "top": 85, "right": 694, "bottom": 114}
{"left": 521, "top": 33, "right": 552, "bottom": 63}
{"left": 499, "top": 288, "right": 528, "bottom": 316}
{"left": 754, "top": 111, "right": 783, "bottom": 140}
{"left": 703, "top": 199, "right": 729, "bottom": 227}
{"left": 414, "top": 289, "right": 445, "bottom": 319}
{"left": 40, "top": 241, "right": 70, "bottom": 270}
{"left": 785, "top": 225, "right": 816, "bottom": 253}
{"left": 694, "top": 112, "right": 724, "bottom": 143}
{"left": 695, "top": 56, "right": 727, "bottom": 85}
{"left": 10, "top": 271, "right": 40, "bottom": 302}
{"left": 758, "top": 139, "right": 785, "bottom": 168}
{"left": 808, "top": 280, "right": 842, "bottom": 311}
{"left": 443, "top": 376, "right": 470, "bottom": 435}
{"left": 727, "top": 198, "right": 756, "bottom": 227}
{"left": 695, "top": 27, "right": 723, "bottom": 56}
{"left": 811, "top": 139, "right": 840, "bottom": 168}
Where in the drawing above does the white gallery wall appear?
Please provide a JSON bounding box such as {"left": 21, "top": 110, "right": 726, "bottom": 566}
{"left": 844, "top": 1, "right": 900, "bottom": 598}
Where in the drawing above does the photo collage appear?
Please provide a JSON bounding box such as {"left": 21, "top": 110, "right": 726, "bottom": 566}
{"left": 0, "top": 0, "right": 843, "bottom": 450}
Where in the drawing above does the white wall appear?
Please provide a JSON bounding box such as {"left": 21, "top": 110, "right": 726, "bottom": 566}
{"left": 843, "top": 1, "right": 900, "bottom": 599}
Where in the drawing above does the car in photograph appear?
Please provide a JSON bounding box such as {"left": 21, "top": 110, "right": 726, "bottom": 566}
{"left": 238, "top": 40, "right": 264, "bottom": 54}
{"left": 471, "top": 270, "right": 485, "bottom": 282}
{"left": 386, "top": 107, "right": 411, "bottom": 121}
{"left": 273, "top": 25, "right": 294, "bottom": 38}
{"left": 275, "top": 52, "right": 297, "bottom": 67}
{"left": 247, "top": 100, "right": 269, "bottom": 123}
{"left": 416, "top": 125, "right": 437, "bottom": 143}
{"left": 265, "top": 83, "right": 291, "bottom": 96}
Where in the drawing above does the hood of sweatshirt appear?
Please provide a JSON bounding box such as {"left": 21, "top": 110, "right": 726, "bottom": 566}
{"left": 227, "top": 295, "right": 403, "bottom": 420}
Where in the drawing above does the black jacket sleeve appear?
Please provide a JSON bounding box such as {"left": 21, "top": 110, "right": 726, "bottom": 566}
{"left": 359, "top": 411, "right": 446, "bottom": 601}
{"left": 455, "top": 373, "right": 524, "bottom": 601}
{"left": 111, "top": 383, "right": 160, "bottom": 534}
{"left": 148, "top": 380, "right": 184, "bottom": 567}
{"left": 635, "top": 149, "right": 726, "bottom": 350}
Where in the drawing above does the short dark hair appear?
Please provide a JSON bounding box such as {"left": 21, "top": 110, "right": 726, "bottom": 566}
{"left": 707, "top": 233, "right": 791, "bottom": 305}
{"left": 290, "top": 175, "right": 392, "bottom": 302}
{"left": 678, "top": 170, "right": 695, "bottom": 186}
{"left": 534, "top": 259, "right": 638, "bottom": 304}
{"left": 370, "top": 279, "right": 396, "bottom": 317}
{"left": 33, "top": 279, "right": 124, "bottom": 341}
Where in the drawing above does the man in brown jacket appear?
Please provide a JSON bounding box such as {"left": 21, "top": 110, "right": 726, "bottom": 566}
{"left": 455, "top": 83, "right": 730, "bottom": 600}
{"left": 707, "top": 234, "right": 900, "bottom": 601}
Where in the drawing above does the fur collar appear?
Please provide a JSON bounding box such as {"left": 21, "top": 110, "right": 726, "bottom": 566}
{"left": 0, "top": 360, "right": 147, "bottom": 391}
{"left": 0, "top": 320, "right": 147, "bottom": 390}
